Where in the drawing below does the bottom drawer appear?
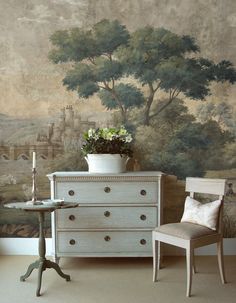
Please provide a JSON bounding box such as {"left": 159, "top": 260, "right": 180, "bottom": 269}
{"left": 57, "top": 231, "right": 152, "bottom": 254}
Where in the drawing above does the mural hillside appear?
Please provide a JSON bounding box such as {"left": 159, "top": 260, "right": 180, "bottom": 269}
{"left": 0, "top": 106, "right": 101, "bottom": 237}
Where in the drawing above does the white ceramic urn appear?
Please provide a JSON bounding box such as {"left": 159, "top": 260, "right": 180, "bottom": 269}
{"left": 85, "top": 154, "right": 129, "bottom": 173}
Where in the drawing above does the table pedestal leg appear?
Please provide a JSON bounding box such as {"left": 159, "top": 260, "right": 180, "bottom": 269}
{"left": 20, "top": 260, "right": 41, "bottom": 281}
{"left": 20, "top": 211, "right": 70, "bottom": 296}
{"left": 45, "top": 260, "right": 70, "bottom": 281}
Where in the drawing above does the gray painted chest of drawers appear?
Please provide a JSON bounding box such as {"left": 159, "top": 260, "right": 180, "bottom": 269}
{"left": 47, "top": 171, "right": 164, "bottom": 261}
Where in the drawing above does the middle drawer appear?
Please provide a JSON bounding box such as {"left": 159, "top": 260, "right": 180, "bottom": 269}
{"left": 56, "top": 206, "right": 157, "bottom": 229}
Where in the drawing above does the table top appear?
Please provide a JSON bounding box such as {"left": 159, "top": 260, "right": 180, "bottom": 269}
{"left": 4, "top": 201, "right": 78, "bottom": 212}
{"left": 47, "top": 171, "right": 164, "bottom": 180}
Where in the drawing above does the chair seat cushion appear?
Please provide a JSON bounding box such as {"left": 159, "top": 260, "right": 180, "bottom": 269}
{"left": 154, "top": 222, "right": 217, "bottom": 240}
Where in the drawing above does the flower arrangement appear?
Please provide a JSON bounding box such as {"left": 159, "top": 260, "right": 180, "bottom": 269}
{"left": 81, "top": 126, "right": 133, "bottom": 157}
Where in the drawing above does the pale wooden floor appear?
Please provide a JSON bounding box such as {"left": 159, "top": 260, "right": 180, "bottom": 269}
{"left": 0, "top": 256, "right": 236, "bottom": 303}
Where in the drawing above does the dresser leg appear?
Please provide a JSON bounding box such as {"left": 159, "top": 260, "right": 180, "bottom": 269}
{"left": 53, "top": 256, "right": 60, "bottom": 264}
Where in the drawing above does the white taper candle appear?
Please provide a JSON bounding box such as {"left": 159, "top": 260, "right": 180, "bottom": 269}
{"left": 32, "top": 152, "right": 36, "bottom": 169}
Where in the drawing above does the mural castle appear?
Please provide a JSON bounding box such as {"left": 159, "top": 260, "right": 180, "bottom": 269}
{"left": 0, "top": 106, "right": 96, "bottom": 161}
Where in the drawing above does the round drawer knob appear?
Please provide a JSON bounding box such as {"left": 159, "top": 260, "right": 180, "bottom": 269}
{"left": 140, "top": 239, "right": 146, "bottom": 245}
{"left": 104, "top": 187, "right": 111, "bottom": 193}
{"left": 140, "top": 214, "right": 147, "bottom": 221}
{"left": 69, "top": 239, "right": 76, "bottom": 245}
{"left": 104, "top": 211, "right": 111, "bottom": 217}
{"left": 104, "top": 235, "right": 111, "bottom": 242}
{"left": 69, "top": 215, "right": 75, "bottom": 221}
{"left": 68, "top": 190, "right": 75, "bottom": 196}
{"left": 140, "top": 189, "right": 147, "bottom": 196}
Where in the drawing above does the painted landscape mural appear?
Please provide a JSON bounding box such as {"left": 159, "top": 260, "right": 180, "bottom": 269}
{"left": 0, "top": 0, "right": 236, "bottom": 238}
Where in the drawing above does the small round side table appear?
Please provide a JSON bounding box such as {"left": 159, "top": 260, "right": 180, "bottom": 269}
{"left": 4, "top": 201, "right": 78, "bottom": 296}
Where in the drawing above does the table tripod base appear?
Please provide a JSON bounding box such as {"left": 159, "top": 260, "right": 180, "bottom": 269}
{"left": 20, "top": 259, "right": 70, "bottom": 296}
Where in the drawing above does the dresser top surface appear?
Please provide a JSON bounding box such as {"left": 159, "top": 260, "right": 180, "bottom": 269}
{"left": 47, "top": 171, "right": 164, "bottom": 180}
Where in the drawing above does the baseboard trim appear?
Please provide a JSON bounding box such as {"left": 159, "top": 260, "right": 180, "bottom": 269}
{"left": 0, "top": 238, "right": 53, "bottom": 256}
{"left": 0, "top": 238, "right": 235, "bottom": 256}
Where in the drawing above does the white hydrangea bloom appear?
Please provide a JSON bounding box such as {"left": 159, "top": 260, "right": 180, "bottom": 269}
{"left": 88, "top": 128, "right": 95, "bottom": 138}
{"left": 125, "top": 134, "right": 133, "bottom": 143}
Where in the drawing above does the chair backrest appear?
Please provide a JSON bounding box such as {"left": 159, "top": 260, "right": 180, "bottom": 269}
{"left": 185, "top": 177, "right": 226, "bottom": 232}
{"left": 186, "top": 177, "right": 226, "bottom": 197}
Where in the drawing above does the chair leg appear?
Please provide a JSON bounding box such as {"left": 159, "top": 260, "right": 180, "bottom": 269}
{"left": 157, "top": 240, "right": 161, "bottom": 270}
{"left": 217, "top": 240, "right": 226, "bottom": 284}
{"left": 192, "top": 250, "right": 197, "bottom": 274}
{"left": 186, "top": 246, "right": 193, "bottom": 297}
{"left": 152, "top": 232, "right": 158, "bottom": 282}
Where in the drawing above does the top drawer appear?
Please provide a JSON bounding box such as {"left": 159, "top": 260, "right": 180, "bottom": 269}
{"left": 55, "top": 181, "right": 158, "bottom": 204}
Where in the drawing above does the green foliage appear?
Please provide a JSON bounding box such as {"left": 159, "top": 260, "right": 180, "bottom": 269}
{"left": 49, "top": 29, "right": 97, "bottom": 63}
{"left": 167, "top": 123, "right": 209, "bottom": 153}
{"left": 196, "top": 102, "right": 216, "bottom": 123}
{"left": 92, "top": 19, "right": 130, "bottom": 54}
{"left": 49, "top": 19, "right": 129, "bottom": 63}
{"left": 221, "top": 142, "right": 236, "bottom": 168}
{"left": 95, "top": 58, "right": 124, "bottom": 82}
{"left": 154, "top": 152, "right": 205, "bottom": 179}
{"left": 158, "top": 57, "right": 212, "bottom": 99}
{"left": 78, "top": 82, "right": 99, "bottom": 98}
{"left": 199, "top": 120, "right": 233, "bottom": 170}
{"left": 134, "top": 99, "right": 232, "bottom": 179}
{"left": 99, "top": 83, "right": 144, "bottom": 110}
{"left": 196, "top": 101, "right": 235, "bottom": 136}
{"left": 64, "top": 63, "right": 95, "bottom": 87}
{"left": 118, "top": 27, "right": 199, "bottom": 83}
{"left": 151, "top": 98, "right": 194, "bottom": 127}
{"left": 212, "top": 60, "right": 236, "bottom": 84}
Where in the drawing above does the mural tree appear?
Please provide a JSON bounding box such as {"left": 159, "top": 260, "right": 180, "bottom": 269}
{"left": 49, "top": 19, "right": 144, "bottom": 123}
{"left": 49, "top": 19, "right": 236, "bottom": 126}
{"left": 118, "top": 27, "right": 236, "bottom": 125}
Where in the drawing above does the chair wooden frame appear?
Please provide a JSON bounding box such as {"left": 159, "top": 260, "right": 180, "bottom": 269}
{"left": 152, "top": 177, "right": 226, "bottom": 297}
